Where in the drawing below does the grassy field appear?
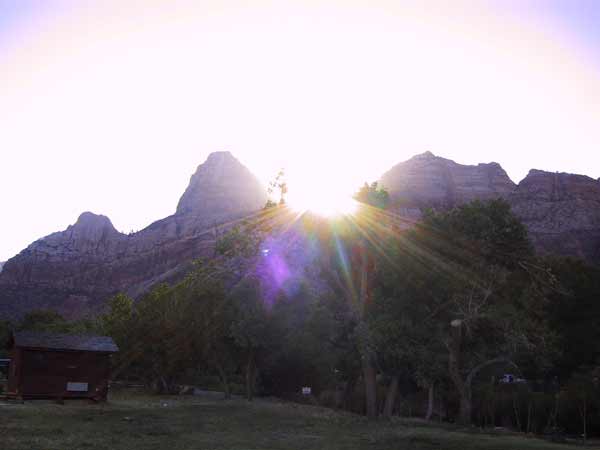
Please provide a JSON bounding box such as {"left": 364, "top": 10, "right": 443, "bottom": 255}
{"left": 0, "top": 393, "right": 589, "bottom": 450}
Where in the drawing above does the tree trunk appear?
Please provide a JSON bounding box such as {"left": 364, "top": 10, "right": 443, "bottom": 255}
{"left": 343, "top": 375, "right": 357, "bottom": 411}
{"left": 448, "top": 318, "right": 517, "bottom": 426}
{"left": 362, "top": 356, "right": 378, "bottom": 420}
{"left": 448, "top": 321, "right": 471, "bottom": 425}
{"left": 383, "top": 375, "right": 399, "bottom": 419}
{"left": 216, "top": 362, "right": 231, "bottom": 400}
{"left": 459, "top": 393, "right": 472, "bottom": 426}
{"left": 425, "top": 383, "right": 435, "bottom": 421}
{"left": 581, "top": 399, "right": 587, "bottom": 446}
{"left": 245, "top": 349, "right": 255, "bottom": 401}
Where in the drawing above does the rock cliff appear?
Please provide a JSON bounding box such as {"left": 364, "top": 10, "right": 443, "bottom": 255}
{"left": 380, "top": 151, "right": 516, "bottom": 207}
{"left": 509, "top": 170, "right": 600, "bottom": 263}
{"left": 379, "top": 152, "right": 600, "bottom": 265}
{"left": 0, "top": 152, "right": 266, "bottom": 319}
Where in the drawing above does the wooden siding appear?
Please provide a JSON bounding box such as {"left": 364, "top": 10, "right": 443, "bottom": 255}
{"left": 9, "top": 349, "right": 111, "bottom": 400}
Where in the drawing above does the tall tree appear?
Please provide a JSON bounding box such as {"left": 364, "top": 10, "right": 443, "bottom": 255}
{"left": 229, "top": 277, "right": 272, "bottom": 401}
{"left": 408, "top": 199, "right": 551, "bottom": 425}
{"left": 370, "top": 199, "right": 552, "bottom": 424}
{"left": 318, "top": 183, "right": 392, "bottom": 419}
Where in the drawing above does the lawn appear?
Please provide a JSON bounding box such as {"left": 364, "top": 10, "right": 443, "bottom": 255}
{"left": 0, "top": 393, "right": 586, "bottom": 450}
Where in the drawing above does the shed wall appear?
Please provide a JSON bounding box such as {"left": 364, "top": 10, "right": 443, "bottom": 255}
{"left": 6, "top": 348, "right": 21, "bottom": 395}
{"left": 18, "top": 349, "right": 110, "bottom": 399}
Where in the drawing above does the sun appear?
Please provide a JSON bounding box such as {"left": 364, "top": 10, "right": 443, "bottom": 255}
{"left": 287, "top": 190, "right": 358, "bottom": 217}
{"left": 271, "top": 165, "right": 361, "bottom": 217}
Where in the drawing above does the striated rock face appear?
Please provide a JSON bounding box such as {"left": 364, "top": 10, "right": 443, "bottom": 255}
{"left": 379, "top": 151, "right": 516, "bottom": 224}
{"left": 379, "top": 152, "right": 600, "bottom": 266}
{"left": 0, "top": 152, "right": 267, "bottom": 319}
{"left": 380, "top": 151, "right": 516, "bottom": 208}
{"left": 509, "top": 170, "right": 600, "bottom": 264}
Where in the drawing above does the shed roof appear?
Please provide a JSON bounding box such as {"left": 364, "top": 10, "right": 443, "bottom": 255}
{"left": 12, "top": 331, "right": 119, "bottom": 353}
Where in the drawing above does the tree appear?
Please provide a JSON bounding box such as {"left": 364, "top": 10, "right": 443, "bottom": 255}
{"left": 371, "top": 199, "right": 552, "bottom": 425}
{"left": 417, "top": 200, "right": 552, "bottom": 425}
{"left": 17, "top": 309, "right": 97, "bottom": 334}
{"left": 317, "top": 201, "right": 389, "bottom": 419}
{"left": 369, "top": 266, "right": 447, "bottom": 420}
{"left": 99, "top": 293, "right": 135, "bottom": 377}
{"left": 564, "top": 366, "right": 600, "bottom": 445}
{"left": 131, "top": 284, "right": 194, "bottom": 393}
{"left": 179, "top": 263, "right": 237, "bottom": 399}
{"left": 353, "top": 182, "right": 389, "bottom": 209}
{"left": 265, "top": 168, "right": 288, "bottom": 208}
{"left": 229, "top": 277, "right": 272, "bottom": 401}
{"left": 544, "top": 258, "right": 600, "bottom": 381}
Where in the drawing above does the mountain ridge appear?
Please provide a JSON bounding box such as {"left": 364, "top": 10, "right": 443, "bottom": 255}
{"left": 0, "top": 151, "right": 266, "bottom": 319}
{"left": 1, "top": 150, "right": 599, "bottom": 319}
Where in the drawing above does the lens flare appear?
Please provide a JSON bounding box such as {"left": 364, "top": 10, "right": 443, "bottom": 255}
{"left": 287, "top": 191, "right": 358, "bottom": 217}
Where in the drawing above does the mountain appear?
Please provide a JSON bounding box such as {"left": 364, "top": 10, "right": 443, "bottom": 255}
{"left": 380, "top": 151, "right": 515, "bottom": 206}
{"left": 2, "top": 150, "right": 599, "bottom": 319}
{"left": 509, "top": 169, "right": 600, "bottom": 264}
{"left": 0, "top": 152, "right": 266, "bottom": 319}
{"left": 379, "top": 152, "right": 600, "bottom": 264}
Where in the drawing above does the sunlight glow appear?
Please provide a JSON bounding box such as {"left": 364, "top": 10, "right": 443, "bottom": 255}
{"left": 1, "top": 1, "right": 600, "bottom": 260}
{"left": 287, "top": 189, "right": 358, "bottom": 217}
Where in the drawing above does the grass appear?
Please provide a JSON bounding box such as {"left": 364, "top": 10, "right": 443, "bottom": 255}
{"left": 0, "top": 392, "right": 587, "bottom": 450}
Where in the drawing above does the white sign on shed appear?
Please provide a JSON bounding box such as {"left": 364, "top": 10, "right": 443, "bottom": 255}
{"left": 66, "top": 382, "right": 89, "bottom": 392}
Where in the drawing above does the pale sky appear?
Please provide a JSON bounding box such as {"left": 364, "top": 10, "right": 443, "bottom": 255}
{"left": 1, "top": 0, "right": 600, "bottom": 261}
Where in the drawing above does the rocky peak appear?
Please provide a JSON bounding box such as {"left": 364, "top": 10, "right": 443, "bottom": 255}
{"left": 413, "top": 150, "right": 436, "bottom": 159}
{"left": 176, "top": 151, "right": 267, "bottom": 217}
{"left": 380, "top": 152, "right": 515, "bottom": 208}
{"left": 69, "top": 212, "right": 119, "bottom": 240}
{"left": 26, "top": 211, "right": 125, "bottom": 258}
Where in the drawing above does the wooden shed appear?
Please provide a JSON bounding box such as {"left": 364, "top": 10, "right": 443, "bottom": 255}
{"left": 6, "top": 331, "right": 119, "bottom": 401}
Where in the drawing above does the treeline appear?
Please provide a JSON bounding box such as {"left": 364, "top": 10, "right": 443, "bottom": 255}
{"left": 2, "top": 196, "right": 599, "bottom": 439}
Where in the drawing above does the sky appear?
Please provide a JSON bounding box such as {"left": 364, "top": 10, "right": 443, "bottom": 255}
{"left": 1, "top": 0, "right": 599, "bottom": 261}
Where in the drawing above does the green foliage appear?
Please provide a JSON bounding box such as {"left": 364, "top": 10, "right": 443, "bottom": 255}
{"left": 369, "top": 199, "right": 553, "bottom": 423}
{"left": 99, "top": 293, "right": 135, "bottom": 376}
{"left": 263, "top": 199, "right": 278, "bottom": 209}
{"left": 100, "top": 293, "right": 133, "bottom": 340}
{"left": 215, "top": 224, "right": 262, "bottom": 257}
{"left": 544, "top": 258, "right": 600, "bottom": 380}
{"left": 266, "top": 168, "right": 287, "bottom": 207}
{"left": 420, "top": 199, "right": 533, "bottom": 268}
{"left": 353, "top": 182, "right": 390, "bottom": 209}
{"left": 229, "top": 279, "right": 270, "bottom": 350}
{"left": 17, "top": 309, "right": 98, "bottom": 335}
